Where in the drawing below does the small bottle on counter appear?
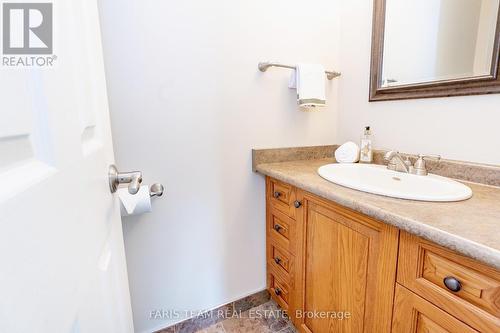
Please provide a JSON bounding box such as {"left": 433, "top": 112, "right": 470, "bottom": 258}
{"left": 360, "top": 126, "right": 373, "bottom": 163}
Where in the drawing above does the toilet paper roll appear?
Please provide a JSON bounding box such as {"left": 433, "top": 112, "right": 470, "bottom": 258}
{"left": 118, "top": 185, "right": 152, "bottom": 217}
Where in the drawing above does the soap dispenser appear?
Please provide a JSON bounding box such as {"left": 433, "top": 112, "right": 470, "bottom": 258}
{"left": 360, "top": 126, "right": 373, "bottom": 163}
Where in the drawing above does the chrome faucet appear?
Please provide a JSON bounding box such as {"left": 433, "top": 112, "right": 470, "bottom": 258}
{"left": 384, "top": 151, "right": 411, "bottom": 173}
{"left": 384, "top": 151, "right": 441, "bottom": 176}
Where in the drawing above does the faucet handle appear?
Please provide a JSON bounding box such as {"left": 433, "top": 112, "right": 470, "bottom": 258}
{"left": 384, "top": 150, "right": 399, "bottom": 161}
{"left": 413, "top": 154, "right": 441, "bottom": 176}
{"left": 417, "top": 154, "right": 441, "bottom": 161}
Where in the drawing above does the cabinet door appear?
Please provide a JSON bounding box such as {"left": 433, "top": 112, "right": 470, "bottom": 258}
{"left": 293, "top": 191, "right": 399, "bottom": 333}
{"left": 393, "top": 285, "right": 479, "bottom": 333}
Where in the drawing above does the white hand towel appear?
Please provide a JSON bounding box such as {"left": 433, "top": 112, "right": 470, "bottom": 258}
{"left": 290, "top": 64, "right": 326, "bottom": 108}
{"left": 335, "top": 141, "right": 360, "bottom": 163}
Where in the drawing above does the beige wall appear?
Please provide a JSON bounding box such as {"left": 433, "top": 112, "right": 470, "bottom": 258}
{"left": 98, "top": 2, "right": 500, "bottom": 333}
{"left": 98, "top": 1, "right": 340, "bottom": 332}
{"left": 338, "top": 0, "right": 500, "bottom": 165}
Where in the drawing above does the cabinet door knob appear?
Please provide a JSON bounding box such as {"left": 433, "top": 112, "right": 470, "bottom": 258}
{"left": 274, "top": 257, "right": 281, "bottom": 264}
{"left": 273, "top": 224, "right": 282, "bottom": 232}
{"left": 274, "top": 288, "right": 281, "bottom": 296}
{"left": 273, "top": 191, "right": 281, "bottom": 199}
{"left": 443, "top": 276, "right": 462, "bottom": 292}
{"left": 294, "top": 200, "right": 302, "bottom": 208}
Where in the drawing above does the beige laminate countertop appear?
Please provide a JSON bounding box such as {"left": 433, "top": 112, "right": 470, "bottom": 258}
{"left": 256, "top": 158, "right": 500, "bottom": 270}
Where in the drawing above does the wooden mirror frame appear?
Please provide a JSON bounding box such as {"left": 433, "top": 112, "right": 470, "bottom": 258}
{"left": 369, "top": 0, "right": 500, "bottom": 101}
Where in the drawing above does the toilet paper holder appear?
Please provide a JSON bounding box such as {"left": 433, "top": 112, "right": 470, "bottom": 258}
{"left": 109, "top": 165, "right": 143, "bottom": 195}
{"left": 109, "top": 165, "right": 164, "bottom": 198}
{"left": 149, "top": 183, "right": 164, "bottom": 198}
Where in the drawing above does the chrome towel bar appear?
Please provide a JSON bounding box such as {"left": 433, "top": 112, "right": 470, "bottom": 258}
{"left": 258, "top": 62, "right": 341, "bottom": 80}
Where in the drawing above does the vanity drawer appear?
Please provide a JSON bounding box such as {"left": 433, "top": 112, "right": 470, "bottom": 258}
{"left": 267, "top": 177, "right": 296, "bottom": 219}
{"left": 268, "top": 207, "right": 295, "bottom": 254}
{"left": 269, "top": 270, "right": 290, "bottom": 310}
{"left": 393, "top": 284, "right": 479, "bottom": 333}
{"left": 398, "top": 232, "right": 500, "bottom": 332}
{"left": 269, "top": 242, "right": 292, "bottom": 275}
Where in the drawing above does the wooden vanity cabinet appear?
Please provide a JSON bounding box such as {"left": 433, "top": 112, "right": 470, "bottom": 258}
{"left": 293, "top": 190, "right": 400, "bottom": 333}
{"left": 266, "top": 178, "right": 297, "bottom": 313}
{"left": 265, "top": 177, "right": 500, "bottom": 333}
{"left": 266, "top": 177, "right": 399, "bottom": 332}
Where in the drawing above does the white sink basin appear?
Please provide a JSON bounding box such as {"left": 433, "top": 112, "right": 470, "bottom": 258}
{"left": 318, "top": 164, "right": 472, "bottom": 202}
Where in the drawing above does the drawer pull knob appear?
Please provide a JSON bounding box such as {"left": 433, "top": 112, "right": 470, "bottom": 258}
{"left": 273, "top": 224, "right": 282, "bottom": 232}
{"left": 294, "top": 200, "right": 302, "bottom": 208}
{"left": 275, "top": 288, "right": 281, "bottom": 296}
{"left": 443, "top": 276, "right": 462, "bottom": 292}
{"left": 274, "top": 257, "right": 282, "bottom": 264}
{"left": 273, "top": 191, "right": 282, "bottom": 199}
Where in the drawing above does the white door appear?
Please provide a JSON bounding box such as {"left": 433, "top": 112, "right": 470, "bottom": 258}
{"left": 0, "top": 1, "right": 133, "bottom": 332}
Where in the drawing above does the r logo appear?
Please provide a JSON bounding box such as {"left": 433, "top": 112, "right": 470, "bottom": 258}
{"left": 2, "top": 3, "right": 53, "bottom": 54}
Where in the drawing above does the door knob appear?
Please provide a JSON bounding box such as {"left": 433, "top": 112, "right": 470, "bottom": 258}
{"left": 109, "top": 165, "right": 143, "bottom": 195}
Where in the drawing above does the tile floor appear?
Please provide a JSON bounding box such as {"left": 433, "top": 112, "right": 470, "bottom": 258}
{"left": 195, "top": 300, "right": 297, "bottom": 333}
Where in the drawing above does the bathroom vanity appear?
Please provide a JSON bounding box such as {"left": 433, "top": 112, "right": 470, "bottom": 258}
{"left": 255, "top": 150, "right": 500, "bottom": 333}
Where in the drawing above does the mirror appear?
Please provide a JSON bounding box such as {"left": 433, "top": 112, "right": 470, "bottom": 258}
{"left": 370, "top": 0, "right": 500, "bottom": 101}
